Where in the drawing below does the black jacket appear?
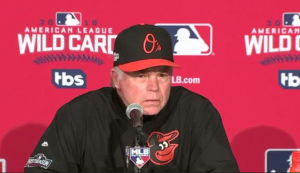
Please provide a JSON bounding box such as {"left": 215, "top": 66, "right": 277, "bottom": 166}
{"left": 24, "top": 86, "right": 239, "bottom": 172}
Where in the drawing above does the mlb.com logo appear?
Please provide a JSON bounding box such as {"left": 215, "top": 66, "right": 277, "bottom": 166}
{"left": 156, "top": 23, "right": 212, "bottom": 56}
{"left": 56, "top": 12, "right": 81, "bottom": 26}
{"left": 52, "top": 69, "right": 86, "bottom": 89}
{"left": 265, "top": 149, "right": 300, "bottom": 172}
{"left": 279, "top": 70, "right": 300, "bottom": 89}
{"left": 283, "top": 12, "right": 300, "bottom": 27}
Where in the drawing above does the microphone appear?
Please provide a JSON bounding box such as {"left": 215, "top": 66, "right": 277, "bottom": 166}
{"left": 126, "top": 103, "right": 143, "bottom": 130}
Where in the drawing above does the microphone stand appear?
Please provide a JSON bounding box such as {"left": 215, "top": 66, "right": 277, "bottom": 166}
{"left": 134, "top": 127, "right": 143, "bottom": 173}
{"left": 125, "top": 103, "right": 146, "bottom": 173}
{"left": 125, "top": 127, "right": 149, "bottom": 173}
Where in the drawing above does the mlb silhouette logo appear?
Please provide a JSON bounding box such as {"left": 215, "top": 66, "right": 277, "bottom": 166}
{"left": 129, "top": 147, "right": 150, "bottom": 169}
{"left": 283, "top": 12, "right": 300, "bottom": 26}
{"left": 265, "top": 149, "right": 300, "bottom": 173}
{"left": 156, "top": 23, "right": 213, "bottom": 56}
{"left": 56, "top": 12, "right": 81, "bottom": 26}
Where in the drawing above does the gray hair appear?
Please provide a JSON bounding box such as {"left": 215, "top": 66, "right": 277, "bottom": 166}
{"left": 110, "top": 66, "right": 124, "bottom": 88}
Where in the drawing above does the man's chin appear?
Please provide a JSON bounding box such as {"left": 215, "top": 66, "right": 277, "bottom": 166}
{"left": 143, "top": 108, "right": 161, "bottom": 116}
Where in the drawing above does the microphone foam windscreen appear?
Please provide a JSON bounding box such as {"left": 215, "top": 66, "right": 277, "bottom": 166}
{"left": 126, "top": 103, "right": 143, "bottom": 119}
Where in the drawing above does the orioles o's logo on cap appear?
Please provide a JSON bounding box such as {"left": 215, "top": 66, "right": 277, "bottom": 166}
{"left": 143, "top": 33, "right": 162, "bottom": 54}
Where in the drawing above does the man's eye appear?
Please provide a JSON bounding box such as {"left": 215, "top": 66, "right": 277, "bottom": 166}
{"left": 135, "top": 74, "right": 146, "bottom": 78}
{"left": 158, "top": 73, "right": 169, "bottom": 78}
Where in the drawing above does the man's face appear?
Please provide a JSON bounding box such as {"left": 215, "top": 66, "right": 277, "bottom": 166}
{"left": 114, "top": 66, "right": 172, "bottom": 116}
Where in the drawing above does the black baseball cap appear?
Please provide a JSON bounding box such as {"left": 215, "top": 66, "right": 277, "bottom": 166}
{"left": 113, "top": 24, "right": 180, "bottom": 72}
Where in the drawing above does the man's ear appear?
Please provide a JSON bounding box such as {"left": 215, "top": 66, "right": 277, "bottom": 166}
{"left": 110, "top": 68, "right": 120, "bottom": 89}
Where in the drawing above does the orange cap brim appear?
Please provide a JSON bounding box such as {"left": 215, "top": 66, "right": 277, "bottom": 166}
{"left": 119, "top": 59, "right": 180, "bottom": 72}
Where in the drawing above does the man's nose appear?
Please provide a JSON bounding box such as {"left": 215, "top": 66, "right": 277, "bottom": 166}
{"left": 147, "top": 75, "right": 159, "bottom": 91}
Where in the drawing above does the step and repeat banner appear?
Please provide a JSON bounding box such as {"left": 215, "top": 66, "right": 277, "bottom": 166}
{"left": 1, "top": 0, "right": 300, "bottom": 172}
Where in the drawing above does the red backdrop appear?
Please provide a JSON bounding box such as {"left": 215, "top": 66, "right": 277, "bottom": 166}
{"left": 0, "top": 0, "right": 299, "bottom": 172}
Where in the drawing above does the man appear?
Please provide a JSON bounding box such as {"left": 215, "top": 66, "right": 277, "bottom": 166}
{"left": 24, "top": 24, "right": 239, "bottom": 172}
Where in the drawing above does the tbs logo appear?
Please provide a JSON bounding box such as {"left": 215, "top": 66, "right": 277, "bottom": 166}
{"left": 52, "top": 69, "right": 86, "bottom": 89}
{"left": 56, "top": 12, "right": 81, "bottom": 26}
{"left": 283, "top": 12, "right": 300, "bottom": 27}
{"left": 155, "top": 23, "right": 213, "bottom": 56}
{"left": 279, "top": 70, "right": 300, "bottom": 89}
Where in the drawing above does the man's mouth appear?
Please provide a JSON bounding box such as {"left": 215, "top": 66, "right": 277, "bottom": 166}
{"left": 145, "top": 99, "right": 159, "bottom": 102}
{"left": 144, "top": 100, "right": 160, "bottom": 104}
